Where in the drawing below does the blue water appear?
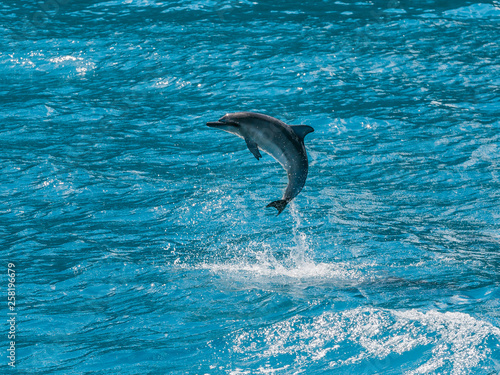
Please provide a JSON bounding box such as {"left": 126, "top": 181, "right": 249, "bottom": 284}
{"left": 1, "top": 0, "right": 500, "bottom": 374}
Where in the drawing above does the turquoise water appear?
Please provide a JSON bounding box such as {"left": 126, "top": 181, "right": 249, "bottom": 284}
{"left": 1, "top": 0, "right": 500, "bottom": 374}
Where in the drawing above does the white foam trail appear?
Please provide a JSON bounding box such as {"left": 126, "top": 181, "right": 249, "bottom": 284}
{"left": 289, "top": 201, "right": 310, "bottom": 265}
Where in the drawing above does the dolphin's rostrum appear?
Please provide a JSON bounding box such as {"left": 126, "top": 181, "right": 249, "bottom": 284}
{"left": 207, "top": 112, "right": 314, "bottom": 215}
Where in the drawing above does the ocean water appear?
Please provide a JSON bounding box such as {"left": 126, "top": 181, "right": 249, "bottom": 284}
{"left": 1, "top": 0, "right": 500, "bottom": 374}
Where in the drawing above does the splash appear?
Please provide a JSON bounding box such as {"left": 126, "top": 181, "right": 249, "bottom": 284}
{"left": 199, "top": 202, "right": 363, "bottom": 284}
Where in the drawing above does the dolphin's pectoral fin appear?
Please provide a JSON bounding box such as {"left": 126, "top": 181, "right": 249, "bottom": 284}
{"left": 245, "top": 138, "right": 262, "bottom": 160}
{"left": 266, "top": 200, "right": 288, "bottom": 215}
{"left": 290, "top": 125, "right": 314, "bottom": 140}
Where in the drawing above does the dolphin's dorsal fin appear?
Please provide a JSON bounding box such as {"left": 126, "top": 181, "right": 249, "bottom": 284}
{"left": 245, "top": 138, "right": 262, "bottom": 160}
{"left": 290, "top": 125, "right": 314, "bottom": 140}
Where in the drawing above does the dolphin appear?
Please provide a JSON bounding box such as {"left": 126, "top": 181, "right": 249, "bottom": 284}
{"left": 207, "top": 112, "right": 314, "bottom": 215}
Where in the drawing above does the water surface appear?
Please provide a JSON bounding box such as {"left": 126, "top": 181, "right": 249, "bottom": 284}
{"left": 1, "top": 0, "right": 500, "bottom": 374}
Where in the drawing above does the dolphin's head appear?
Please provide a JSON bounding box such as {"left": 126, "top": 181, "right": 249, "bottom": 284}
{"left": 206, "top": 114, "right": 241, "bottom": 136}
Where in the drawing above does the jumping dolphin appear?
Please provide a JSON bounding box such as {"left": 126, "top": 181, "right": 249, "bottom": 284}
{"left": 207, "top": 112, "right": 314, "bottom": 215}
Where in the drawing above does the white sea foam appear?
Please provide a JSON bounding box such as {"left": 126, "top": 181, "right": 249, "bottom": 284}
{"left": 201, "top": 253, "right": 360, "bottom": 282}
{"left": 231, "top": 307, "right": 500, "bottom": 374}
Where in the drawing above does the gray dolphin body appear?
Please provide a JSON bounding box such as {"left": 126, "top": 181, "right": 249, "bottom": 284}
{"left": 207, "top": 112, "right": 314, "bottom": 214}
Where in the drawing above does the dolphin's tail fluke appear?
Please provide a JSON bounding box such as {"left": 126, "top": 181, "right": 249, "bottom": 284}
{"left": 266, "top": 199, "right": 288, "bottom": 215}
